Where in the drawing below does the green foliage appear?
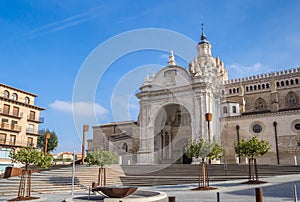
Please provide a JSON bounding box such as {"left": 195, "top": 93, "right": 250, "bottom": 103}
{"left": 37, "top": 129, "right": 58, "bottom": 152}
{"left": 185, "top": 139, "right": 222, "bottom": 160}
{"left": 86, "top": 147, "right": 117, "bottom": 168}
{"left": 9, "top": 147, "right": 53, "bottom": 170}
{"left": 234, "top": 135, "right": 271, "bottom": 159}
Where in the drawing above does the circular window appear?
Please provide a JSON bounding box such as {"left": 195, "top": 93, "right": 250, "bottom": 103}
{"left": 252, "top": 124, "right": 262, "bottom": 133}
{"left": 295, "top": 123, "right": 300, "bottom": 131}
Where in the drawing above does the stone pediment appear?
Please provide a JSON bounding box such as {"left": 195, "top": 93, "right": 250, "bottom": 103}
{"left": 150, "top": 65, "right": 192, "bottom": 91}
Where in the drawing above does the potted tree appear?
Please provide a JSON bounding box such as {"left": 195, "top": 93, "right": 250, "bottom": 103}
{"left": 234, "top": 135, "right": 270, "bottom": 184}
{"left": 9, "top": 147, "right": 52, "bottom": 201}
{"left": 185, "top": 139, "right": 222, "bottom": 190}
{"left": 86, "top": 147, "right": 117, "bottom": 186}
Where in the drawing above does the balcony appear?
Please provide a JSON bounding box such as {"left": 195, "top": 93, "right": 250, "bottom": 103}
{"left": 26, "top": 128, "right": 39, "bottom": 136}
{"left": 0, "top": 108, "right": 23, "bottom": 119}
{"left": 0, "top": 122, "right": 22, "bottom": 132}
{"left": 27, "top": 116, "right": 44, "bottom": 123}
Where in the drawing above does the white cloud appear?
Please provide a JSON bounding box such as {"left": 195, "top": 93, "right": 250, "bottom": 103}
{"left": 227, "top": 62, "right": 271, "bottom": 78}
{"left": 49, "top": 100, "right": 107, "bottom": 117}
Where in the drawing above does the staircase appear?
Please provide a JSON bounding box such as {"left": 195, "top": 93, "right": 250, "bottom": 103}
{"left": 0, "top": 164, "right": 124, "bottom": 196}
{"left": 120, "top": 164, "right": 300, "bottom": 186}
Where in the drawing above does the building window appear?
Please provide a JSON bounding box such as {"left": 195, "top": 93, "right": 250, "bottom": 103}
{"left": 3, "top": 90, "right": 9, "bottom": 98}
{"left": 9, "top": 135, "right": 16, "bottom": 145}
{"left": 291, "top": 80, "right": 294, "bottom": 85}
{"left": 254, "top": 85, "right": 257, "bottom": 90}
{"left": 13, "top": 106, "right": 19, "bottom": 117}
{"left": 27, "top": 137, "right": 34, "bottom": 147}
{"left": 295, "top": 78, "right": 299, "bottom": 84}
{"left": 246, "top": 86, "right": 249, "bottom": 91}
{"left": 122, "top": 143, "right": 128, "bottom": 152}
{"left": 229, "top": 89, "right": 232, "bottom": 94}
{"left": 12, "top": 93, "right": 18, "bottom": 101}
{"left": 29, "top": 111, "right": 35, "bottom": 121}
{"left": 232, "top": 106, "right": 237, "bottom": 113}
{"left": 252, "top": 124, "right": 262, "bottom": 133}
{"left": 281, "top": 81, "right": 284, "bottom": 86}
{"left": 28, "top": 124, "right": 34, "bottom": 133}
{"left": 3, "top": 104, "right": 10, "bottom": 114}
{"left": 255, "top": 98, "right": 267, "bottom": 111}
{"left": 266, "top": 83, "right": 270, "bottom": 88}
{"left": 286, "top": 80, "right": 289, "bottom": 85}
{"left": 276, "top": 82, "right": 280, "bottom": 87}
{"left": 250, "top": 86, "right": 253, "bottom": 91}
{"left": 262, "top": 84, "right": 265, "bottom": 89}
{"left": 0, "top": 133, "right": 6, "bottom": 144}
{"left": 223, "top": 106, "right": 228, "bottom": 114}
{"left": 25, "top": 97, "right": 30, "bottom": 104}
{"left": 295, "top": 123, "right": 300, "bottom": 130}
{"left": 258, "top": 85, "right": 261, "bottom": 90}
{"left": 286, "top": 92, "right": 298, "bottom": 107}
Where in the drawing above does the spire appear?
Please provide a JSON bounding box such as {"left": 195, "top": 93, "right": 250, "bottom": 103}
{"left": 168, "top": 50, "right": 176, "bottom": 66}
{"left": 201, "top": 23, "right": 207, "bottom": 41}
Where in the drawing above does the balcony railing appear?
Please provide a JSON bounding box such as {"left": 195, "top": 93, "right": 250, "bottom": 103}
{"left": 0, "top": 108, "right": 23, "bottom": 119}
{"left": 0, "top": 122, "right": 22, "bottom": 132}
{"left": 26, "top": 128, "right": 39, "bottom": 135}
{"left": 27, "top": 116, "right": 44, "bottom": 123}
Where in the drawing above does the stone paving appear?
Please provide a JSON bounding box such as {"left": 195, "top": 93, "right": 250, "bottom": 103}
{"left": 0, "top": 174, "right": 299, "bottom": 202}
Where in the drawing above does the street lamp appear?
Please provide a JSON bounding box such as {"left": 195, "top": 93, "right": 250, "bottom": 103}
{"left": 235, "top": 125, "right": 240, "bottom": 164}
{"left": 273, "top": 121, "right": 280, "bottom": 164}
{"left": 44, "top": 133, "right": 51, "bottom": 154}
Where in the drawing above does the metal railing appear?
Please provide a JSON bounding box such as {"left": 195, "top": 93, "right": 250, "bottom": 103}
{"left": 0, "top": 108, "right": 23, "bottom": 118}
{"left": 27, "top": 116, "right": 44, "bottom": 123}
{"left": 0, "top": 122, "right": 22, "bottom": 132}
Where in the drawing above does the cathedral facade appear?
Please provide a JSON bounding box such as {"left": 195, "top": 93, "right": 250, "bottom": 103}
{"left": 87, "top": 29, "right": 300, "bottom": 165}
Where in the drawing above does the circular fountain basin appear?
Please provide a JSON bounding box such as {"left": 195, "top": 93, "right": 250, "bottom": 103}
{"left": 93, "top": 186, "right": 138, "bottom": 198}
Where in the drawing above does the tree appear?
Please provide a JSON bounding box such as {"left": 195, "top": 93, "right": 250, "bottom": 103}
{"left": 37, "top": 129, "right": 58, "bottom": 153}
{"left": 234, "top": 135, "right": 270, "bottom": 184}
{"left": 186, "top": 139, "right": 222, "bottom": 190}
{"left": 9, "top": 147, "right": 53, "bottom": 200}
{"left": 86, "top": 147, "right": 117, "bottom": 186}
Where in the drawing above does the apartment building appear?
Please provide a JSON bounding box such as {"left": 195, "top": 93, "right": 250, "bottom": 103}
{"left": 0, "top": 83, "right": 45, "bottom": 172}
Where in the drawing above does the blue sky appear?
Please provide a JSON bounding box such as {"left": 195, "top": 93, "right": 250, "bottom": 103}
{"left": 1, "top": 0, "right": 300, "bottom": 153}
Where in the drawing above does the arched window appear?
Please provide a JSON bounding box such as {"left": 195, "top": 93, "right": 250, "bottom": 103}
{"left": 254, "top": 85, "right": 257, "bottom": 90}
{"left": 12, "top": 93, "right": 18, "bottom": 101}
{"left": 254, "top": 98, "right": 267, "bottom": 111}
{"left": 223, "top": 106, "right": 228, "bottom": 114}
{"left": 286, "top": 80, "right": 289, "bottom": 85}
{"left": 232, "top": 106, "right": 237, "bottom": 113}
{"left": 3, "top": 90, "right": 9, "bottom": 98}
{"left": 246, "top": 86, "right": 249, "bottom": 91}
{"left": 291, "top": 79, "right": 294, "bottom": 85}
{"left": 276, "top": 82, "right": 280, "bottom": 87}
{"left": 296, "top": 78, "right": 299, "bottom": 84}
{"left": 281, "top": 81, "right": 284, "bottom": 86}
{"left": 122, "top": 143, "right": 128, "bottom": 152}
{"left": 237, "top": 88, "right": 239, "bottom": 93}
{"left": 233, "top": 88, "right": 236, "bottom": 93}
{"left": 258, "top": 85, "right": 261, "bottom": 90}
{"left": 266, "top": 83, "right": 270, "bottom": 88}
{"left": 262, "top": 84, "right": 265, "bottom": 89}
{"left": 229, "top": 89, "right": 232, "bottom": 94}
{"left": 24, "top": 97, "right": 30, "bottom": 104}
{"left": 250, "top": 86, "right": 253, "bottom": 91}
{"left": 285, "top": 91, "right": 299, "bottom": 108}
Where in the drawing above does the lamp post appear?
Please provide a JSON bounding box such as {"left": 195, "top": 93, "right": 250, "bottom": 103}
{"left": 236, "top": 125, "right": 240, "bottom": 164}
{"left": 273, "top": 121, "right": 280, "bottom": 164}
{"left": 82, "top": 125, "right": 89, "bottom": 165}
{"left": 44, "top": 133, "right": 51, "bottom": 154}
{"left": 205, "top": 113, "right": 212, "bottom": 143}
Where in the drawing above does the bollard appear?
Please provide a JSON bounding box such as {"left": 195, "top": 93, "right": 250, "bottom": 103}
{"left": 293, "top": 184, "right": 298, "bottom": 202}
{"left": 217, "top": 192, "right": 220, "bottom": 202}
{"left": 255, "top": 188, "right": 263, "bottom": 202}
{"left": 169, "top": 196, "right": 176, "bottom": 202}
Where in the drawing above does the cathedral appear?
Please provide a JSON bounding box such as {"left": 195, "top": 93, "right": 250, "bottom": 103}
{"left": 87, "top": 28, "right": 300, "bottom": 165}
